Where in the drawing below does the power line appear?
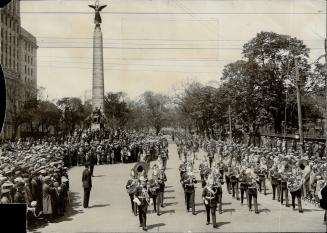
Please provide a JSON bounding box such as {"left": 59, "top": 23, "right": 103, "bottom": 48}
{"left": 37, "top": 55, "right": 235, "bottom": 61}
{"left": 20, "top": 11, "right": 326, "bottom": 15}
{"left": 38, "top": 60, "right": 226, "bottom": 67}
{"left": 38, "top": 65, "right": 220, "bottom": 73}
{"left": 36, "top": 46, "right": 325, "bottom": 50}
{"left": 34, "top": 37, "right": 327, "bottom": 42}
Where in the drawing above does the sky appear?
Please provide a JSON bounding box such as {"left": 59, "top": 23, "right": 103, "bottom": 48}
{"left": 19, "top": 0, "right": 326, "bottom": 101}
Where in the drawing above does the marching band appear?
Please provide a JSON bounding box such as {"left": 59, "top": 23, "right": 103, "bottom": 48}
{"left": 125, "top": 131, "right": 327, "bottom": 230}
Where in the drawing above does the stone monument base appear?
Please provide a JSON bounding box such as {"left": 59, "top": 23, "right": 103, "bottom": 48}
{"left": 91, "top": 123, "right": 101, "bottom": 131}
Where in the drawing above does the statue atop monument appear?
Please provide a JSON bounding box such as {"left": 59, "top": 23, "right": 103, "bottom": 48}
{"left": 88, "top": 0, "right": 107, "bottom": 25}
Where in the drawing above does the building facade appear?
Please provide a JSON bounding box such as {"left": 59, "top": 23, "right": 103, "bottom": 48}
{"left": 0, "top": 0, "right": 38, "bottom": 140}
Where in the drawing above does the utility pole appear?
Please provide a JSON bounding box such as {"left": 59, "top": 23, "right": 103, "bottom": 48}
{"left": 295, "top": 59, "right": 304, "bottom": 158}
{"left": 229, "top": 105, "right": 232, "bottom": 144}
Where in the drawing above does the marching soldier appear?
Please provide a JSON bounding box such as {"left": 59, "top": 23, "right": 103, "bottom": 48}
{"left": 148, "top": 170, "right": 161, "bottom": 215}
{"left": 288, "top": 174, "right": 303, "bottom": 213}
{"left": 230, "top": 166, "right": 240, "bottom": 200}
{"left": 270, "top": 166, "right": 279, "bottom": 200}
{"left": 199, "top": 158, "right": 210, "bottom": 188}
{"left": 212, "top": 167, "right": 224, "bottom": 214}
{"left": 225, "top": 166, "right": 232, "bottom": 194}
{"left": 207, "top": 150, "right": 214, "bottom": 168}
{"left": 246, "top": 169, "right": 259, "bottom": 214}
{"left": 256, "top": 164, "right": 267, "bottom": 195}
{"left": 160, "top": 149, "right": 169, "bottom": 170}
{"left": 280, "top": 167, "right": 290, "bottom": 207}
{"left": 126, "top": 169, "right": 138, "bottom": 215}
{"left": 134, "top": 176, "right": 150, "bottom": 231}
{"left": 158, "top": 168, "right": 167, "bottom": 208}
{"left": 182, "top": 166, "right": 197, "bottom": 215}
{"left": 238, "top": 169, "right": 248, "bottom": 205}
{"left": 202, "top": 176, "right": 219, "bottom": 228}
{"left": 179, "top": 160, "right": 187, "bottom": 181}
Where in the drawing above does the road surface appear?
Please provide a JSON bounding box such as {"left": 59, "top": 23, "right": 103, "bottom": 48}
{"left": 32, "top": 138, "right": 326, "bottom": 232}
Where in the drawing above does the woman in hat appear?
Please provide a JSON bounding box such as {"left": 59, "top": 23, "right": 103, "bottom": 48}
{"left": 42, "top": 176, "right": 53, "bottom": 222}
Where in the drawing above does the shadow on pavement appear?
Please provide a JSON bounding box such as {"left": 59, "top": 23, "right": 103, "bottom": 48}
{"left": 223, "top": 208, "right": 236, "bottom": 213}
{"left": 93, "top": 175, "right": 105, "bottom": 178}
{"left": 90, "top": 204, "right": 110, "bottom": 208}
{"left": 196, "top": 209, "right": 206, "bottom": 214}
{"left": 29, "top": 192, "right": 84, "bottom": 232}
{"left": 165, "top": 190, "right": 175, "bottom": 193}
{"left": 165, "top": 185, "right": 173, "bottom": 189}
{"left": 164, "top": 202, "right": 178, "bottom": 207}
{"left": 217, "top": 221, "right": 231, "bottom": 227}
{"left": 259, "top": 208, "right": 271, "bottom": 213}
{"left": 222, "top": 202, "right": 232, "bottom": 205}
{"left": 147, "top": 223, "right": 166, "bottom": 230}
{"left": 161, "top": 209, "right": 175, "bottom": 215}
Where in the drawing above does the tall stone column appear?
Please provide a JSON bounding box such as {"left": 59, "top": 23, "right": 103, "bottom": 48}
{"left": 92, "top": 24, "right": 104, "bottom": 112}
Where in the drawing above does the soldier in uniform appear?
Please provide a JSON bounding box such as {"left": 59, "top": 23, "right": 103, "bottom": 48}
{"left": 270, "top": 166, "right": 279, "bottom": 200}
{"left": 199, "top": 158, "right": 210, "bottom": 188}
{"left": 179, "top": 160, "right": 187, "bottom": 181}
{"left": 225, "top": 166, "right": 232, "bottom": 194}
{"left": 148, "top": 170, "right": 161, "bottom": 215}
{"left": 202, "top": 175, "right": 219, "bottom": 228}
{"left": 246, "top": 169, "right": 259, "bottom": 214}
{"left": 256, "top": 164, "right": 267, "bottom": 195}
{"left": 134, "top": 176, "right": 150, "bottom": 231}
{"left": 230, "top": 166, "right": 240, "bottom": 200}
{"left": 207, "top": 150, "right": 214, "bottom": 168}
{"left": 126, "top": 170, "right": 138, "bottom": 215}
{"left": 181, "top": 166, "right": 197, "bottom": 215}
{"left": 212, "top": 167, "right": 224, "bottom": 214}
{"left": 238, "top": 169, "right": 248, "bottom": 205}
{"left": 160, "top": 149, "right": 169, "bottom": 170}
{"left": 280, "top": 166, "right": 290, "bottom": 207}
{"left": 158, "top": 168, "right": 167, "bottom": 208}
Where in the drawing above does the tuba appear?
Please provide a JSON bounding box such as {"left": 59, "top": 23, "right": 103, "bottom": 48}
{"left": 133, "top": 161, "right": 149, "bottom": 179}
{"left": 287, "top": 174, "right": 302, "bottom": 192}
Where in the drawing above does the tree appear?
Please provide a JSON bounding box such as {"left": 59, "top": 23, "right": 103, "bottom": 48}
{"left": 142, "top": 91, "right": 170, "bottom": 135}
{"left": 56, "top": 97, "right": 90, "bottom": 135}
{"left": 104, "top": 92, "right": 130, "bottom": 129}
{"left": 5, "top": 80, "right": 38, "bottom": 139}
{"left": 242, "top": 31, "right": 311, "bottom": 133}
{"left": 221, "top": 60, "right": 271, "bottom": 144}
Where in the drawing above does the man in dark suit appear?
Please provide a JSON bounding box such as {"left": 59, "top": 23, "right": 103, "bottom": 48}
{"left": 82, "top": 163, "right": 92, "bottom": 208}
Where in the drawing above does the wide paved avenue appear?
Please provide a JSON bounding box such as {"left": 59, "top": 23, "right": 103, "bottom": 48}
{"left": 34, "top": 139, "right": 325, "bottom": 232}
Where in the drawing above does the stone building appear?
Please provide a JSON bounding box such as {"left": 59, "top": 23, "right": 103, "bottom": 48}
{"left": 0, "top": 0, "right": 38, "bottom": 139}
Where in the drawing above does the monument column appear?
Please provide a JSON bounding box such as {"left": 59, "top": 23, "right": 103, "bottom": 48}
{"left": 92, "top": 24, "right": 104, "bottom": 111}
{"left": 89, "top": 0, "right": 107, "bottom": 113}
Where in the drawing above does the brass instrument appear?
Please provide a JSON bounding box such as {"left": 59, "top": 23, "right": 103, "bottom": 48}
{"left": 133, "top": 162, "right": 149, "bottom": 179}
{"left": 287, "top": 174, "right": 302, "bottom": 192}
{"left": 127, "top": 179, "right": 138, "bottom": 194}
